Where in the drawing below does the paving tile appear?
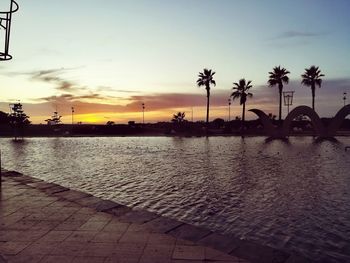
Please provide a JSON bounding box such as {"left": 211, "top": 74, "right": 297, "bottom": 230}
{"left": 230, "top": 240, "right": 289, "bottom": 263}
{"left": 37, "top": 230, "right": 73, "bottom": 242}
{"left": 91, "top": 231, "right": 124, "bottom": 243}
{"left": 0, "top": 241, "right": 31, "bottom": 255}
{"left": 1, "top": 212, "right": 27, "bottom": 225}
{"left": 78, "top": 220, "right": 108, "bottom": 231}
{"left": 113, "top": 242, "right": 145, "bottom": 262}
{"left": 170, "top": 260, "right": 204, "bottom": 263}
{"left": 74, "top": 196, "right": 102, "bottom": 207}
{"left": 19, "top": 241, "right": 60, "bottom": 255}
{"left": 167, "top": 224, "right": 211, "bottom": 242}
{"left": 0, "top": 230, "right": 47, "bottom": 242}
{"left": 285, "top": 254, "right": 314, "bottom": 263}
{"left": 43, "top": 185, "right": 70, "bottom": 195}
{"left": 105, "top": 255, "right": 141, "bottom": 263}
{"left": 125, "top": 224, "right": 151, "bottom": 233}
{"left": 40, "top": 255, "right": 74, "bottom": 263}
{"left": 172, "top": 245, "right": 205, "bottom": 260}
{"left": 117, "top": 210, "right": 159, "bottom": 224}
{"left": 65, "top": 231, "right": 99, "bottom": 242}
{"left": 71, "top": 256, "right": 106, "bottom": 263}
{"left": 53, "top": 190, "right": 91, "bottom": 202}
{"left": 143, "top": 244, "right": 174, "bottom": 257}
{"left": 102, "top": 221, "right": 130, "bottom": 233}
{"left": 118, "top": 231, "right": 150, "bottom": 244}
{"left": 139, "top": 255, "right": 172, "bottom": 263}
{"left": 144, "top": 216, "right": 183, "bottom": 233}
{"left": 105, "top": 206, "right": 132, "bottom": 218}
{"left": 65, "top": 213, "right": 92, "bottom": 223}
{"left": 49, "top": 241, "right": 88, "bottom": 256}
{"left": 205, "top": 247, "right": 242, "bottom": 262}
{"left": 148, "top": 233, "right": 176, "bottom": 246}
{"left": 32, "top": 221, "right": 64, "bottom": 231}
{"left": 87, "top": 212, "right": 113, "bottom": 222}
{"left": 45, "top": 212, "right": 73, "bottom": 221}
{"left": 54, "top": 221, "right": 86, "bottom": 231}
{"left": 93, "top": 200, "right": 120, "bottom": 212}
{"left": 114, "top": 242, "right": 146, "bottom": 254}
{"left": 198, "top": 233, "right": 240, "bottom": 253}
{"left": 27, "top": 182, "right": 54, "bottom": 190}
{"left": 7, "top": 219, "right": 39, "bottom": 231}
{"left": 79, "top": 242, "right": 115, "bottom": 257}
{"left": 23, "top": 213, "right": 50, "bottom": 221}
{"left": 3, "top": 253, "right": 44, "bottom": 263}
{"left": 74, "top": 207, "right": 97, "bottom": 215}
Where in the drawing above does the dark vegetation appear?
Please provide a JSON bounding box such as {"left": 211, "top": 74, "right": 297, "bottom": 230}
{"left": 1, "top": 111, "right": 349, "bottom": 137}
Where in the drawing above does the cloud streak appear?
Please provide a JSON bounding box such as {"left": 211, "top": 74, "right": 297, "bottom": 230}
{"left": 273, "top": 30, "right": 326, "bottom": 40}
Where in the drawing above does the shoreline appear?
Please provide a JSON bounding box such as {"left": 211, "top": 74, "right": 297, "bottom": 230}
{"left": 1, "top": 133, "right": 350, "bottom": 138}
{"left": 0, "top": 170, "right": 312, "bottom": 263}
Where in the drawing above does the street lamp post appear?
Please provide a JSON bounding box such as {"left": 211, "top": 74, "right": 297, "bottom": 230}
{"left": 71, "top": 107, "right": 74, "bottom": 125}
{"left": 343, "top": 92, "right": 347, "bottom": 106}
{"left": 0, "top": 0, "right": 19, "bottom": 189}
{"left": 283, "top": 91, "right": 294, "bottom": 115}
{"left": 228, "top": 98, "right": 231, "bottom": 122}
{"left": 0, "top": 1, "right": 19, "bottom": 60}
{"left": 142, "top": 103, "right": 145, "bottom": 124}
{"left": 191, "top": 107, "right": 193, "bottom": 122}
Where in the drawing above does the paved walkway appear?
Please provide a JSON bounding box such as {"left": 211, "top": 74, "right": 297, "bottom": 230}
{"left": 0, "top": 172, "right": 250, "bottom": 263}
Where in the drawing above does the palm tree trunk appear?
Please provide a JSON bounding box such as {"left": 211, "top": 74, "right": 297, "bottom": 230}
{"left": 311, "top": 85, "right": 315, "bottom": 111}
{"left": 242, "top": 102, "right": 245, "bottom": 129}
{"left": 279, "top": 84, "right": 283, "bottom": 121}
{"left": 206, "top": 87, "right": 210, "bottom": 127}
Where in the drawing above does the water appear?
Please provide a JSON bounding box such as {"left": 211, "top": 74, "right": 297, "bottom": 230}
{"left": 1, "top": 136, "right": 350, "bottom": 262}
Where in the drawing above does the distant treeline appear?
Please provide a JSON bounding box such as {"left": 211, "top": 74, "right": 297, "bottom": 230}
{"left": 1, "top": 117, "right": 350, "bottom": 137}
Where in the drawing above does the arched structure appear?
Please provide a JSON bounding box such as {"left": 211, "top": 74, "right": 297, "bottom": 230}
{"left": 327, "top": 104, "right": 350, "bottom": 136}
{"left": 282, "top": 106, "right": 326, "bottom": 137}
{"left": 248, "top": 109, "right": 277, "bottom": 136}
{"left": 250, "top": 105, "right": 350, "bottom": 138}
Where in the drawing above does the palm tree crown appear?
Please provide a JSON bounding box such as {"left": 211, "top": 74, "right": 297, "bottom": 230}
{"left": 301, "top": 65, "right": 324, "bottom": 110}
{"left": 196, "top": 68, "right": 216, "bottom": 126}
{"left": 172, "top": 112, "right": 186, "bottom": 123}
{"left": 231, "top": 79, "right": 253, "bottom": 123}
{"left": 268, "top": 66, "right": 290, "bottom": 121}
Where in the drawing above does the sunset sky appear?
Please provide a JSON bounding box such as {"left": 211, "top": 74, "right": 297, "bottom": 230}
{"left": 1, "top": 0, "right": 350, "bottom": 124}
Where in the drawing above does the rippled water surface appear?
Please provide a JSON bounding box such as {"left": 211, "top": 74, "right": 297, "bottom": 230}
{"left": 1, "top": 136, "right": 350, "bottom": 262}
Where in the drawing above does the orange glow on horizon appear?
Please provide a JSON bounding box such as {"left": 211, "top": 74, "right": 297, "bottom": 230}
{"left": 28, "top": 105, "right": 272, "bottom": 125}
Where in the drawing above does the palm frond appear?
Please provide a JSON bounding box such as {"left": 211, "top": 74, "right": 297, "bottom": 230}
{"left": 301, "top": 65, "right": 324, "bottom": 88}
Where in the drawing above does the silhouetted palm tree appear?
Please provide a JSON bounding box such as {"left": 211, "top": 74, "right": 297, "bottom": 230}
{"left": 231, "top": 79, "right": 253, "bottom": 126}
{"left": 301, "top": 66, "right": 325, "bottom": 110}
{"left": 268, "top": 66, "right": 290, "bottom": 121}
{"left": 196, "top": 68, "right": 216, "bottom": 126}
{"left": 172, "top": 112, "right": 186, "bottom": 123}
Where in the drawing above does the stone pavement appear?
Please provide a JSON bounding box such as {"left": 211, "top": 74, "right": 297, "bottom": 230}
{"left": 0, "top": 171, "right": 305, "bottom": 263}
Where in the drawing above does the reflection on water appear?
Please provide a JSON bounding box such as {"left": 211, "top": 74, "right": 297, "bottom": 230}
{"left": 1, "top": 136, "right": 350, "bottom": 262}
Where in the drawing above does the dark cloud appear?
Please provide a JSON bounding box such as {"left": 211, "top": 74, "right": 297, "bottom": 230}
{"left": 4, "top": 67, "right": 86, "bottom": 93}
{"left": 30, "top": 68, "right": 82, "bottom": 93}
{"left": 36, "top": 93, "right": 124, "bottom": 105}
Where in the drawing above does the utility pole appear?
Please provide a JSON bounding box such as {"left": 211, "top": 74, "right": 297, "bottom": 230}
{"left": 142, "top": 103, "right": 145, "bottom": 124}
